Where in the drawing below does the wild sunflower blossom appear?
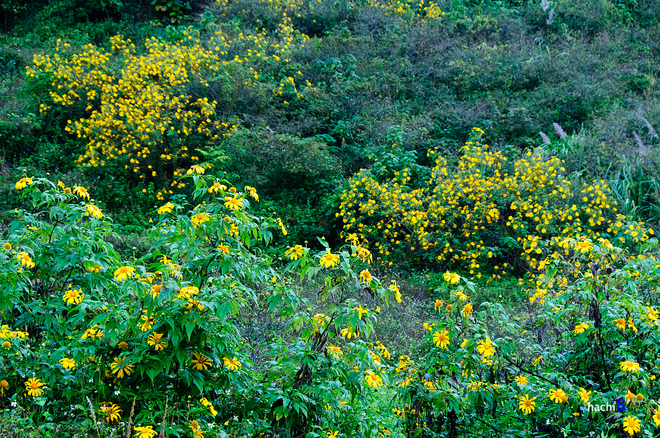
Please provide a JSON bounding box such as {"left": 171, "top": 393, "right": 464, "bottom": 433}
{"left": 285, "top": 244, "right": 304, "bottom": 260}
{"left": 114, "top": 266, "right": 136, "bottom": 281}
{"left": 622, "top": 416, "right": 641, "bottom": 436}
{"left": 513, "top": 376, "right": 528, "bottom": 387}
{"left": 549, "top": 388, "right": 568, "bottom": 403}
{"left": 579, "top": 388, "right": 592, "bottom": 404}
{"left": 433, "top": 330, "right": 450, "bottom": 349}
{"left": 191, "top": 212, "right": 210, "bottom": 227}
{"left": 519, "top": 394, "right": 536, "bottom": 414}
{"left": 620, "top": 360, "right": 641, "bottom": 373}
{"left": 59, "top": 358, "right": 76, "bottom": 370}
{"left": 100, "top": 402, "right": 122, "bottom": 423}
{"left": 359, "top": 269, "right": 373, "bottom": 284}
{"left": 17, "top": 252, "right": 35, "bottom": 269}
{"left": 134, "top": 425, "right": 157, "bottom": 438}
{"left": 389, "top": 280, "right": 402, "bottom": 303}
{"left": 326, "top": 345, "right": 343, "bottom": 359}
{"left": 157, "top": 202, "right": 174, "bottom": 214}
{"left": 477, "top": 338, "right": 495, "bottom": 358}
{"left": 110, "top": 357, "right": 134, "bottom": 378}
{"left": 443, "top": 272, "right": 460, "bottom": 285}
{"left": 147, "top": 333, "right": 167, "bottom": 351}
{"left": 364, "top": 370, "right": 384, "bottom": 388}
{"left": 222, "top": 357, "right": 241, "bottom": 371}
{"left": 190, "top": 353, "right": 212, "bottom": 370}
{"left": 224, "top": 196, "right": 244, "bottom": 210}
{"left": 63, "top": 288, "right": 84, "bottom": 305}
{"left": 72, "top": 185, "right": 90, "bottom": 200}
{"left": 319, "top": 250, "right": 340, "bottom": 268}
{"left": 84, "top": 204, "right": 103, "bottom": 219}
{"left": 25, "top": 377, "right": 46, "bottom": 397}
{"left": 573, "top": 322, "right": 589, "bottom": 335}
{"left": 15, "top": 177, "right": 33, "bottom": 190}
{"left": 0, "top": 380, "right": 8, "bottom": 396}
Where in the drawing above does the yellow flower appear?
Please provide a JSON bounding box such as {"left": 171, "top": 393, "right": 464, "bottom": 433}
{"left": 157, "top": 202, "right": 174, "bottom": 214}
{"left": 653, "top": 407, "right": 660, "bottom": 426}
{"left": 620, "top": 361, "right": 641, "bottom": 373}
{"left": 319, "top": 250, "right": 340, "bottom": 268}
{"left": 359, "top": 269, "right": 373, "bottom": 285}
{"left": 513, "top": 376, "right": 528, "bottom": 387}
{"left": 110, "top": 356, "right": 134, "bottom": 378}
{"left": 15, "top": 177, "right": 33, "bottom": 190}
{"left": 222, "top": 357, "right": 241, "bottom": 371}
{"left": 579, "top": 388, "right": 591, "bottom": 404}
{"left": 3, "top": 242, "right": 12, "bottom": 250}
{"left": 533, "top": 356, "right": 544, "bottom": 367}
{"left": 147, "top": 333, "right": 167, "bottom": 351}
{"left": 208, "top": 182, "right": 226, "bottom": 193}
{"left": 462, "top": 302, "right": 473, "bottom": 317}
{"left": 364, "top": 370, "right": 383, "bottom": 388}
{"left": 389, "top": 280, "right": 402, "bottom": 303}
{"left": 118, "top": 342, "right": 128, "bottom": 349}
{"left": 477, "top": 338, "right": 495, "bottom": 358}
{"left": 622, "top": 416, "right": 641, "bottom": 436}
{"left": 573, "top": 322, "right": 589, "bottom": 335}
{"left": 327, "top": 345, "right": 343, "bottom": 359}
{"left": 138, "top": 314, "right": 155, "bottom": 332}
{"left": 574, "top": 240, "right": 592, "bottom": 253}
{"left": 187, "top": 165, "right": 205, "bottom": 175}
{"left": 17, "top": 252, "right": 35, "bottom": 269}
{"left": 73, "top": 186, "right": 90, "bottom": 200}
{"left": 63, "top": 288, "right": 84, "bottom": 305}
{"left": 191, "top": 213, "right": 210, "bottom": 227}
{"left": 327, "top": 431, "right": 339, "bottom": 438}
{"left": 100, "top": 402, "right": 122, "bottom": 423}
{"left": 84, "top": 204, "right": 103, "bottom": 219}
{"left": 134, "top": 425, "right": 157, "bottom": 438}
{"left": 224, "top": 196, "right": 244, "bottom": 210}
{"left": 433, "top": 330, "right": 450, "bottom": 349}
{"left": 88, "top": 264, "right": 103, "bottom": 273}
{"left": 434, "top": 299, "right": 443, "bottom": 311}
{"left": 549, "top": 388, "right": 567, "bottom": 403}
{"left": 285, "top": 245, "right": 304, "bottom": 260}
{"left": 25, "top": 377, "right": 45, "bottom": 397}
{"left": 114, "top": 266, "right": 135, "bottom": 281}
{"left": 443, "top": 272, "right": 460, "bottom": 284}
{"left": 59, "top": 358, "right": 76, "bottom": 370}
{"left": 354, "top": 305, "right": 368, "bottom": 320}
{"left": 190, "top": 353, "right": 212, "bottom": 370}
{"left": 0, "top": 380, "right": 8, "bottom": 396}
{"left": 81, "top": 325, "right": 104, "bottom": 340}
{"left": 614, "top": 318, "right": 626, "bottom": 330}
{"left": 518, "top": 394, "right": 536, "bottom": 415}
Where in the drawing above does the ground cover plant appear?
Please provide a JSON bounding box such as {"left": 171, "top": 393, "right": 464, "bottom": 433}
{"left": 1, "top": 0, "right": 660, "bottom": 436}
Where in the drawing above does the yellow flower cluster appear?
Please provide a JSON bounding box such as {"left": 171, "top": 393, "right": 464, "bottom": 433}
{"left": 338, "top": 128, "right": 650, "bottom": 283}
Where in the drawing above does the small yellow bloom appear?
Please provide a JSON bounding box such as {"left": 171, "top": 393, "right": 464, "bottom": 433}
{"left": 134, "top": 425, "right": 157, "bottom": 438}
{"left": 359, "top": 270, "right": 372, "bottom": 285}
{"left": 222, "top": 357, "right": 242, "bottom": 371}
{"left": 15, "top": 177, "right": 33, "bottom": 190}
{"left": 110, "top": 356, "right": 134, "bottom": 378}
{"left": 519, "top": 394, "right": 536, "bottom": 415}
{"left": 59, "top": 357, "right": 76, "bottom": 369}
{"left": 319, "top": 250, "right": 340, "bottom": 268}
{"left": 25, "top": 377, "right": 46, "bottom": 397}
{"left": 190, "top": 353, "right": 212, "bottom": 370}
{"left": 433, "top": 330, "right": 450, "bottom": 349}
{"left": 114, "top": 266, "right": 135, "bottom": 281}
{"left": 622, "top": 416, "right": 641, "bottom": 436}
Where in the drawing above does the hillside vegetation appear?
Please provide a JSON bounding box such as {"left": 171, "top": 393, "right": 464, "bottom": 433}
{"left": 1, "top": 0, "right": 660, "bottom": 437}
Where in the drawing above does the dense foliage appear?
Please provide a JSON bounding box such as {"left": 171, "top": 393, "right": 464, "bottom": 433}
{"left": 1, "top": 0, "right": 660, "bottom": 436}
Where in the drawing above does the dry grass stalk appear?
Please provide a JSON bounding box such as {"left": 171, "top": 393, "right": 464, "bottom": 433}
{"left": 125, "top": 397, "right": 136, "bottom": 438}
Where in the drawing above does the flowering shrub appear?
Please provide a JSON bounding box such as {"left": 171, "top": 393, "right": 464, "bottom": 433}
{"left": 338, "top": 128, "right": 653, "bottom": 278}
{"left": 0, "top": 170, "right": 400, "bottom": 437}
{"left": 393, "top": 235, "right": 660, "bottom": 436}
